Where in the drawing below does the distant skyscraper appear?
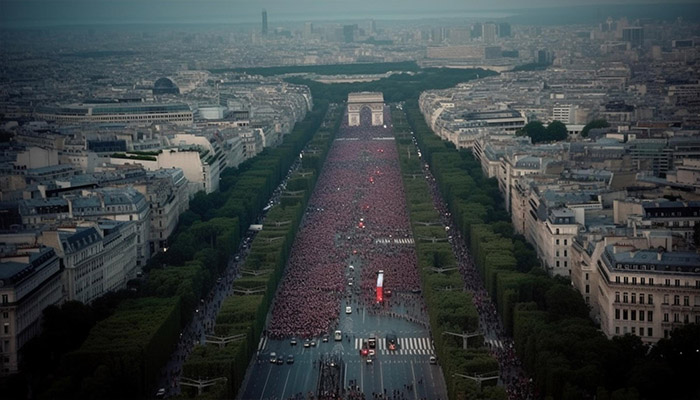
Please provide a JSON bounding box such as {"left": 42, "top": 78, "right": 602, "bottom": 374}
{"left": 304, "top": 22, "right": 313, "bottom": 39}
{"left": 343, "top": 25, "right": 357, "bottom": 43}
{"left": 262, "top": 9, "right": 268, "bottom": 35}
{"left": 622, "top": 26, "right": 644, "bottom": 47}
{"left": 498, "top": 22, "right": 511, "bottom": 38}
{"left": 482, "top": 23, "right": 497, "bottom": 44}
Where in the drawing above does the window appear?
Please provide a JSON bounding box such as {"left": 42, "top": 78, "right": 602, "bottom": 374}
{"left": 624, "top": 277, "right": 629, "bottom": 284}
{"left": 616, "top": 276, "right": 621, "bottom": 283}
{"left": 640, "top": 277, "right": 645, "bottom": 285}
{"left": 665, "top": 279, "right": 670, "bottom": 286}
{"left": 564, "top": 261, "right": 568, "bottom": 267}
{"left": 556, "top": 261, "right": 560, "bottom": 267}
{"left": 648, "top": 327, "right": 653, "bottom": 337}
{"left": 639, "top": 328, "right": 643, "bottom": 336}
{"left": 675, "top": 279, "right": 680, "bottom": 287}
{"left": 2, "top": 323, "right": 8, "bottom": 334}
{"left": 2, "top": 312, "right": 7, "bottom": 319}
{"left": 631, "top": 310, "right": 636, "bottom": 321}
{"left": 615, "top": 292, "right": 620, "bottom": 302}
{"left": 648, "top": 294, "right": 653, "bottom": 305}
{"left": 585, "top": 284, "right": 590, "bottom": 294}
{"left": 623, "top": 310, "right": 628, "bottom": 320}
{"left": 663, "top": 313, "right": 669, "bottom": 322}
{"left": 684, "top": 314, "right": 689, "bottom": 323}
{"left": 615, "top": 326, "right": 620, "bottom": 334}
{"left": 663, "top": 294, "right": 669, "bottom": 305}
{"left": 640, "top": 311, "right": 645, "bottom": 321}
{"left": 649, "top": 278, "right": 654, "bottom": 285}
{"left": 615, "top": 309, "right": 620, "bottom": 319}
{"left": 1, "top": 295, "right": 7, "bottom": 304}
{"left": 640, "top": 295, "right": 644, "bottom": 304}
{"left": 556, "top": 250, "right": 560, "bottom": 257}
{"left": 648, "top": 311, "right": 653, "bottom": 322}
{"left": 585, "top": 273, "right": 589, "bottom": 280}
{"left": 632, "top": 277, "right": 636, "bottom": 284}
{"left": 623, "top": 293, "right": 628, "bottom": 303}
{"left": 683, "top": 296, "right": 689, "bottom": 306}
{"left": 674, "top": 295, "right": 680, "bottom": 305}
{"left": 674, "top": 313, "right": 679, "bottom": 323}
{"left": 564, "top": 250, "right": 568, "bottom": 257}
{"left": 631, "top": 327, "right": 636, "bottom": 334}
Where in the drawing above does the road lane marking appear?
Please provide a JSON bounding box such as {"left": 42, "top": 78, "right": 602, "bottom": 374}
{"left": 259, "top": 366, "right": 272, "bottom": 400}
{"left": 280, "top": 369, "right": 291, "bottom": 399}
{"left": 379, "top": 358, "right": 384, "bottom": 393}
{"left": 410, "top": 361, "right": 418, "bottom": 400}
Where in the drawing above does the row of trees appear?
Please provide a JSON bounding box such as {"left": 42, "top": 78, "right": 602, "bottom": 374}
{"left": 211, "top": 61, "right": 420, "bottom": 76}
{"left": 392, "top": 106, "right": 505, "bottom": 400}
{"left": 284, "top": 67, "right": 498, "bottom": 104}
{"left": 175, "top": 105, "right": 343, "bottom": 399}
{"left": 404, "top": 99, "right": 699, "bottom": 400}
{"left": 16, "top": 101, "right": 335, "bottom": 400}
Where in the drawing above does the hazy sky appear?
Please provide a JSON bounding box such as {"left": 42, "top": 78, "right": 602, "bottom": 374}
{"left": 0, "top": 0, "right": 696, "bottom": 27}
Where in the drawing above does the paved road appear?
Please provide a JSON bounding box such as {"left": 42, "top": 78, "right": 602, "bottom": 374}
{"left": 238, "top": 107, "right": 448, "bottom": 400}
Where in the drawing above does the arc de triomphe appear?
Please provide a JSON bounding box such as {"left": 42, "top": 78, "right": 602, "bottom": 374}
{"left": 347, "top": 92, "right": 384, "bottom": 126}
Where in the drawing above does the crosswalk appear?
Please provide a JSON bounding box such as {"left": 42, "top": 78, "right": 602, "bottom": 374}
{"left": 484, "top": 338, "right": 504, "bottom": 350}
{"left": 374, "top": 238, "right": 415, "bottom": 245}
{"left": 354, "top": 337, "right": 434, "bottom": 355}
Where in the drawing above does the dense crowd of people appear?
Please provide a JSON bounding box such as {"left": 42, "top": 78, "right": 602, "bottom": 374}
{"left": 268, "top": 109, "right": 425, "bottom": 339}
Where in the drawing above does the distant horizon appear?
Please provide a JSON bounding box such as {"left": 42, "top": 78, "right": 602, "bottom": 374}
{"left": 1, "top": 1, "right": 699, "bottom": 29}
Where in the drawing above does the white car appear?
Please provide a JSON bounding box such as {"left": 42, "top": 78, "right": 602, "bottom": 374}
{"left": 345, "top": 306, "right": 352, "bottom": 314}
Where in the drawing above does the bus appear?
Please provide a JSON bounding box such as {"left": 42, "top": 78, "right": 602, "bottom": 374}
{"left": 376, "top": 270, "right": 384, "bottom": 302}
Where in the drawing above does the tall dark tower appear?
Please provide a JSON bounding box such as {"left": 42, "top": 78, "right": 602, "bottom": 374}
{"left": 262, "top": 9, "right": 268, "bottom": 35}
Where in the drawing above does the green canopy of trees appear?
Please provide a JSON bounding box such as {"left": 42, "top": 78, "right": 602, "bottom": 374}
{"left": 516, "top": 120, "right": 568, "bottom": 143}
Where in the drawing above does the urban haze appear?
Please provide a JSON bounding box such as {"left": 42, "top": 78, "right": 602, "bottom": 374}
{"left": 0, "top": 1, "right": 699, "bottom": 400}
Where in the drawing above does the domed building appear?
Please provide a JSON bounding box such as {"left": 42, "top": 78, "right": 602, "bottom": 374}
{"left": 152, "top": 77, "right": 179, "bottom": 95}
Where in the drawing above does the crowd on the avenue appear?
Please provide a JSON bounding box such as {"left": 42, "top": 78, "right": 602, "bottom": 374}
{"left": 268, "top": 110, "right": 425, "bottom": 339}
{"left": 156, "top": 108, "right": 533, "bottom": 399}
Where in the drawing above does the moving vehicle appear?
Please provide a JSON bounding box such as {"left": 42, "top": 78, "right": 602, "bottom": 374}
{"left": 368, "top": 334, "right": 377, "bottom": 349}
{"left": 334, "top": 330, "right": 342, "bottom": 341}
{"left": 360, "top": 340, "right": 369, "bottom": 356}
{"left": 304, "top": 339, "right": 311, "bottom": 348}
{"left": 270, "top": 352, "right": 277, "bottom": 363}
{"left": 155, "top": 388, "right": 166, "bottom": 399}
{"left": 276, "top": 356, "right": 284, "bottom": 365}
{"left": 345, "top": 306, "right": 352, "bottom": 314}
{"left": 290, "top": 337, "right": 297, "bottom": 346}
{"left": 386, "top": 333, "right": 398, "bottom": 350}
{"left": 430, "top": 355, "right": 437, "bottom": 365}
{"left": 376, "top": 270, "right": 384, "bottom": 302}
{"left": 322, "top": 334, "right": 329, "bottom": 342}
{"left": 287, "top": 355, "right": 294, "bottom": 364}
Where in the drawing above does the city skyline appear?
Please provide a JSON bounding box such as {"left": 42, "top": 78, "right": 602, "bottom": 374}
{"left": 2, "top": 0, "right": 700, "bottom": 27}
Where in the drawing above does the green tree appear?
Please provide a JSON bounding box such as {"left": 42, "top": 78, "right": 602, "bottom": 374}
{"left": 516, "top": 121, "right": 547, "bottom": 143}
{"left": 581, "top": 119, "right": 610, "bottom": 137}
{"left": 546, "top": 120, "right": 568, "bottom": 142}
